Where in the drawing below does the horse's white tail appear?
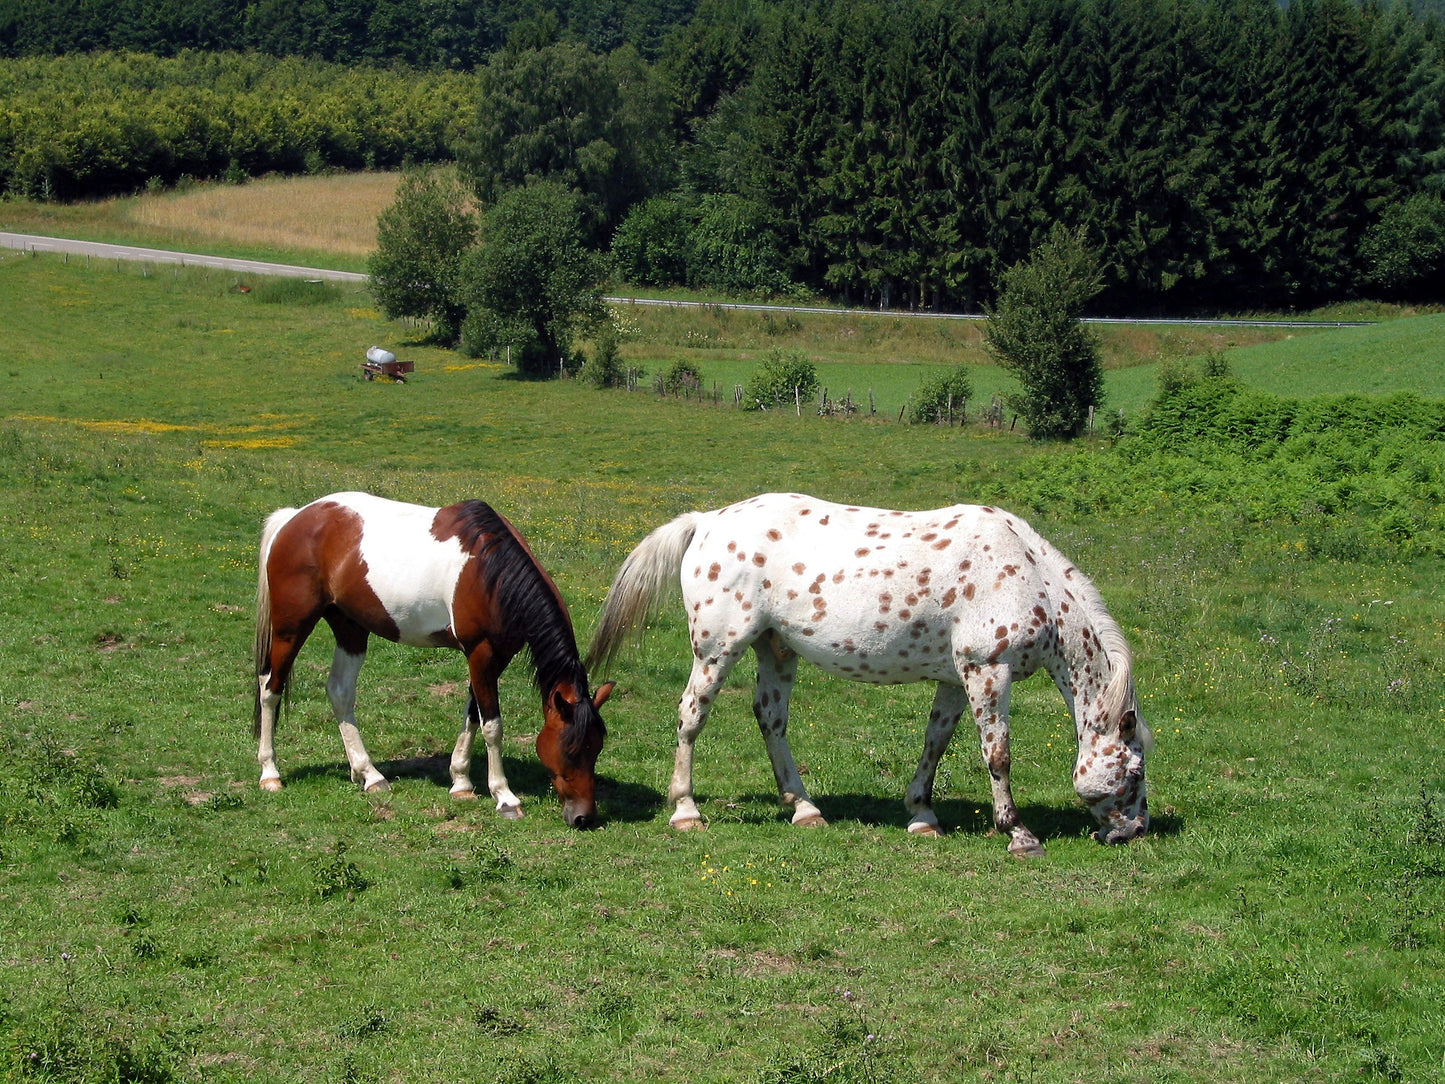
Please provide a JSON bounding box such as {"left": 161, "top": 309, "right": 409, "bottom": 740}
{"left": 253, "top": 506, "right": 299, "bottom": 735}
{"left": 587, "top": 511, "right": 700, "bottom": 672}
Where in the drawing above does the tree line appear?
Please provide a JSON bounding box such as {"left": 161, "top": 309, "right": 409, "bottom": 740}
{"left": 0, "top": 52, "right": 472, "bottom": 199}
{"left": 0, "top": 0, "right": 698, "bottom": 67}
{"left": 634, "top": 0, "right": 1445, "bottom": 309}
{"left": 4, "top": 0, "right": 1444, "bottom": 311}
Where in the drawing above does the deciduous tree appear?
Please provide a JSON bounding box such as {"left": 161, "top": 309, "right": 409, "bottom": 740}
{"left": 458, "top": 180, "right": 611, "bottom": 378}
{"left": 985, "top": 225, "right": 1104, "bottom": 440}
{"left": 367, "top": 167, "right": 477, "bottom": 344}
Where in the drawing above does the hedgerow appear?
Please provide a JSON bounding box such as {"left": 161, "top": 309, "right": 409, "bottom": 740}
{"left": 997, "top": 380, "right": 1445, "bottom": 556}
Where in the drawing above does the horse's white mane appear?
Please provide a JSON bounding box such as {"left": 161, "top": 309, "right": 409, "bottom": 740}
{"left": 1010, "top": 514, "right": 1146, "bottom": 742}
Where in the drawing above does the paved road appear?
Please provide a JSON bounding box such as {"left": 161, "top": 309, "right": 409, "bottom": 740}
{"left": 0, "top": 231, "right": 367, "bottom": 283}
{"left": 606, "top": 295, "right": 1374, "bottom": 329}
{"left": 2, "top": 231, "right": 1373, "bottom": 327}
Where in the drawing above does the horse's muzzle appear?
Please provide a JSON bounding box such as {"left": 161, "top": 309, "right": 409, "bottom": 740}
{"left": 565, "top": 803, "right": 599, "bottom": 830}
{"left": 1093, "top": 814, "right": 1148, "bottom": 845}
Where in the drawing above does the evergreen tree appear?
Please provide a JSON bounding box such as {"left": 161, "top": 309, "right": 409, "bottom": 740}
{"left": 1258, "top": 0, "right": 1386, "bottom": 302}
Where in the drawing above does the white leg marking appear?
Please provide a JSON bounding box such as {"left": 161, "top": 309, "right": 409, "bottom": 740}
{"left": 753, "top": 643, "right": 826, "bottom": 827}
{"left": 669, "top": 644, "right": 748, "bottom": 829}
{"left": 257, "top": 678, "right": 283, "bottom": 791}
{"left": 480, "top": 717, "right": 522, "bottom": 817}
{"left": 327, "top": 647, "right": 388, "bottom": 792}
{"left": 449, "top": 718, "right": 479, "bottom": 798}
{"left": 963, "top": 664, "right": 1043, "bottom": 856}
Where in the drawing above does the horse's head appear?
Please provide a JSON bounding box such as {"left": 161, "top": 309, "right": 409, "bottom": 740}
{"left": 537, "top": 681, "right": 613, "bottom": 829}
{"left": 1072, "top": 690, "right": 1151, "bottom": 845}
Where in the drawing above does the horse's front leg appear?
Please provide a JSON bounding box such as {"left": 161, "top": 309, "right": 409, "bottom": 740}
{"left": 326, "top": 637, "right": 388, "bottom": 793}
{"left": 903, "top": 682, "right": 968, "bottom": 837}
{"left": 461, "top": 647, "right": 523, "bottom": 818}
{"left": 753, "top": 634, "right": 825, "bottom": 827}
{"left": 962, "top": 663, "right": 1044, "bottom": 858}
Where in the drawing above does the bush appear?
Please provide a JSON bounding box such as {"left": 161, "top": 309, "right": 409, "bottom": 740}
{"left": 457, "top": 180, "right": 609, "bottom": 379}
{"left": 742, "top": 350, "right": 818, "bottom": 411}
{"left": 369, "top": 167, "right": 478, "bottom": 345}
{"left": 580, "top": 324, "right": 626, "bottom": 387}
{"left": 661, "top": 359, "right": 704, "bottom": 396}
{"left": 907, "top": 366, "right": 973, "bottom": 424}
{"left": 688, "top": 194, "right": 793, "bottom": 296}
{"left": 1360, "top": 194, "right": 1445, "bottom": 298}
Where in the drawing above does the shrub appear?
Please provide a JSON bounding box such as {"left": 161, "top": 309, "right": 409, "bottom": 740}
{"left": 742, "top": 350, "right": 818, "bottom": 411}
{"left": 688, "top": 194, "right": 793, "bottom": 297}
{"left": 1360, "top": 194, "right": 1445, "bottom": 298}
{"left": 457, "top": 180, "right": 609, "bottom": 378}
{"left": 580, "top": 324, "right": 626, "bottom": 388}
{"left": 661, "top": 359, "right": 704, "bottom": 396}
{"left": 369, "top": 167, "right": 477, "bottom": 345}
{"left": 907, "top": 366, "right": 973, "bottom": 424}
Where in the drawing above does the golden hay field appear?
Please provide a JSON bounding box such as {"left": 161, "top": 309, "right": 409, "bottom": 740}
{"left": 126, "top": 171, "right": 401, "bottom": 257}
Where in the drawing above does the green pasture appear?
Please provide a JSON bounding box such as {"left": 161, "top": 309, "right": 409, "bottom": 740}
{"left": 1, "top": 250, "right": 1443, "bottom": 1083}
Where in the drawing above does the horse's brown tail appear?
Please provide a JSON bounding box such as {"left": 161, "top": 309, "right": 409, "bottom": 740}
{"left": 587, "top": 511, "right": 699, "bottom": 674}
{"left": 253, "top": 506, "right": 299, "bottom": 737}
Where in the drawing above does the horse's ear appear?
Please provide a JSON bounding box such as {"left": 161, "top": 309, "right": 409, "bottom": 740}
{"left": 550, "top": 688, "right": 577, "bottom": 721}
{"left": 592, "top": 681, "right": 615, "bottom": 709}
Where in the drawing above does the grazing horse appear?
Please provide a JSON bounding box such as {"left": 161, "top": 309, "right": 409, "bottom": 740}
{"left": 589, "top": 493, "right": 1150, "bottom": 856}
{"left": 253, "top": 492, "right": 612, "bottom": 828}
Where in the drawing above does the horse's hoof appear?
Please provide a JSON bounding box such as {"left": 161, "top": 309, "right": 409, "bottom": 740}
{"left": 1008, "top": 839, "right": 1046, "bottom": 859}
{"left": 450, "top": 788, "right": 478, "bottom": 801}
{"left": 364, "top": 779, "right": 391, "bottom": 794}
{"left": 259, "top": 778, "right": 283, "bottom": 793}
{"left": 497, "top": 805, "right": 524, "bottom": 820}
{"left": 793, "top": 814, "right": 829, "bottom": 828}
{"left": 671, "top": 817, "right": 705, "bottom": 832}
{"left": 908, "top": 823, "right": 943, "bottom": 838}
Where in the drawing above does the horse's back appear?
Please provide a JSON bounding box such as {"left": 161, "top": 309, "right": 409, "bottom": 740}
{"left": 268, "top": 492, "right": 467, "bottom": 646}
{"left": 681, "top": 494, "right": 1067, "bottom": 683}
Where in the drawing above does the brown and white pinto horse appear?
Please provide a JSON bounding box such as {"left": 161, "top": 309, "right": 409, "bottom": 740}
{"left": 589, "top": 493, "right": 1150, "bottom": 856}
{"left": 253, "top": 492, "right": 612, "bottom": 827}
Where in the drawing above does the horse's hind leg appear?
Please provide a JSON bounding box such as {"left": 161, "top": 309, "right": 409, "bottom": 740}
{"left": 256, "top": 620, "right": 318, "bottom": 792}
{"left": 256, "top": 676, "right": 286, "bottom": 791}
{"left": 962, "top": 663, "right": 1044, "bottom": 858}
{"left": 325, "top": 617, "right": 388, "bottom": 793}
{"left": 903, "top": 683, "right": 968, "bottom": 837}
{"left": 752, "top": 633, "right": 825, "bottom": 827}
{"left": 669, "top": 637, "right": 750, "bottom": 830}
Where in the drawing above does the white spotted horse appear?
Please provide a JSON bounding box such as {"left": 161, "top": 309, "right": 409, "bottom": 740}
{"left": 253, "top": 492, "right": 612, "bottom": 827}
{"left": 588, "top": 492, "right": 1150, "bottom": 856}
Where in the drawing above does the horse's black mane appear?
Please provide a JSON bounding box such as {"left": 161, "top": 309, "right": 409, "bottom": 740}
{"left": 452, "top": 501, "right": 604, "bottom": 752}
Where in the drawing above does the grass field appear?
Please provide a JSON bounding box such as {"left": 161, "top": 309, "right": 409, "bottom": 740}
{"left": 0, "top": 173, "right": 401, "bottom": 274}
{"left": 1, "top": 190, "right": 1444, "bottom": 1083}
